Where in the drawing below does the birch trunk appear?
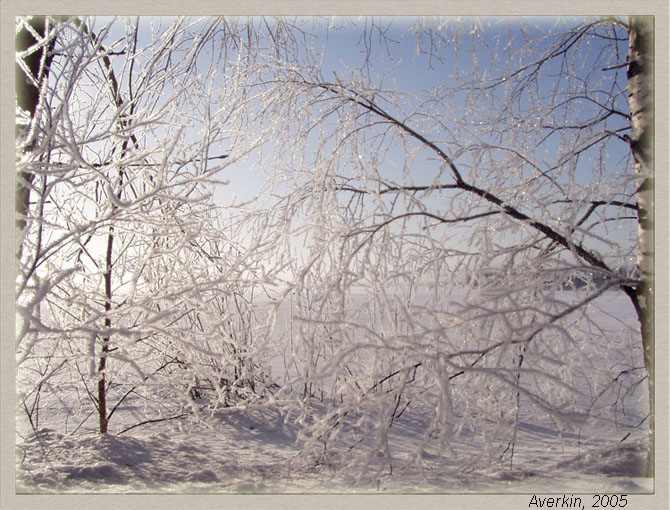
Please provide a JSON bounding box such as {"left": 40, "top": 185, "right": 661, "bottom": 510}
{"left": 627, "top": 15, "right": 655, "bottom": 479}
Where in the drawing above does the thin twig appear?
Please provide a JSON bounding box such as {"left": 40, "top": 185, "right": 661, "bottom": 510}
{"left": 117, "top": 412, "right": 191, "bottom": 435}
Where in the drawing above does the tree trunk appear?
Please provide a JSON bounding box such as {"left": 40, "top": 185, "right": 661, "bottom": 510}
{"left": 97, "top": 224, "right": 115, "bottom": 434}
{"left": 15, "top": 17, "right": 56, "bottom": 260}
{"left": 627, "top": 15, "right": 655, "bottom": 479}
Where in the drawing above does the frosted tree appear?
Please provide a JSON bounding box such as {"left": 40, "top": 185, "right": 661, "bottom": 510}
{"left": 16, "top": 15, "right": 654, "bottom": 483}
{"left": 256, "top": 16, "right": 654, "bottom": 479}
{"left": 15, "top": 16, "right": 297, "bottom": 436}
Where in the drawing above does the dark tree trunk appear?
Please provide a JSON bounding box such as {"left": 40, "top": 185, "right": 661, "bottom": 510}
{"left": 15, "top": 17, "right": 57, "bottom": 259}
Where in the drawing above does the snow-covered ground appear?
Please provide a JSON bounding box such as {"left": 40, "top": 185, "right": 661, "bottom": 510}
{"left": 16, "top": 400, "right": 650, "bottom": 494}
{"left": 15, "top": 289, "right": 652, "bottom": 494}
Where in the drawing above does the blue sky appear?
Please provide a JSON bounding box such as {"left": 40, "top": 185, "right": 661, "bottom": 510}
{"left": 207, "top": 16, "right": 634, "bottom": 257}
{"left": 62, "top": 16, "right": 636, "bottom": 264}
